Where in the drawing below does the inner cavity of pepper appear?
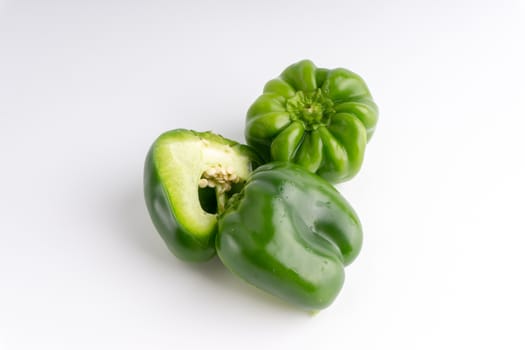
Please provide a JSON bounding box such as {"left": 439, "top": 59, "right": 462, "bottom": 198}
{"left": 198, "top": 164, "right": 240, "bottom": 214}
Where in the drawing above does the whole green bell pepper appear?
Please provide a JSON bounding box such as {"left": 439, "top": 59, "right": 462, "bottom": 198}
{"left": 216, "top": 162, "right": 363, "bottom": 310}
{"left": 144, "top": 129, "right": 260, "bottom": 262}
{"left": 245, "top": 59, "right": 378, "bottom": 183}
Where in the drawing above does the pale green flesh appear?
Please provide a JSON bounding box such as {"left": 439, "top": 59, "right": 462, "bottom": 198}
{"left": 153, "top": 133, "right": 252, "bottom": 237}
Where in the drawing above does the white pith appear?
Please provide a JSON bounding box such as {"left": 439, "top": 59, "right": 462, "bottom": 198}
{"left": 154, "top": 135, "right": 251, "bottom": 236}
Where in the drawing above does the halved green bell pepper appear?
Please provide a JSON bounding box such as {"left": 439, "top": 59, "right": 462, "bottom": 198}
{"left": 245, "top": 59, "right": 378, "bottom": 183}
{"left": 144, "top": 129, "right": 260, "bottom": 262}
{"left": 217, "top": 162, "right": 363, "bottom": 310}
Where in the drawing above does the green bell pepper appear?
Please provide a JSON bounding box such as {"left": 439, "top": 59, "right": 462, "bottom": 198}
{"left": 144, "top": 129, "right": 260, "bottom": 262}
{"left": 245, "top": 59, "right": 378, "bottom": 183}
{"left": 217, "top": 162, "right": 363, "bottom": 310}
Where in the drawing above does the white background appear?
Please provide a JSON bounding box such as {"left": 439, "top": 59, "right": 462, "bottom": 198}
{"left": 1, "top": 0, "right": 524, "bottom": 349}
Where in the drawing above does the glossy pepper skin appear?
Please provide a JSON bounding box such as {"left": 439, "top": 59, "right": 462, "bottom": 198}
{"left": 216, "top": 162, "right": 362, "bottom": 310}
{"left": 245, "top": 59, "right": 378, "bottom": 183}
{"left": 144, "top": 129, "right": 260, "bottom": 262}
